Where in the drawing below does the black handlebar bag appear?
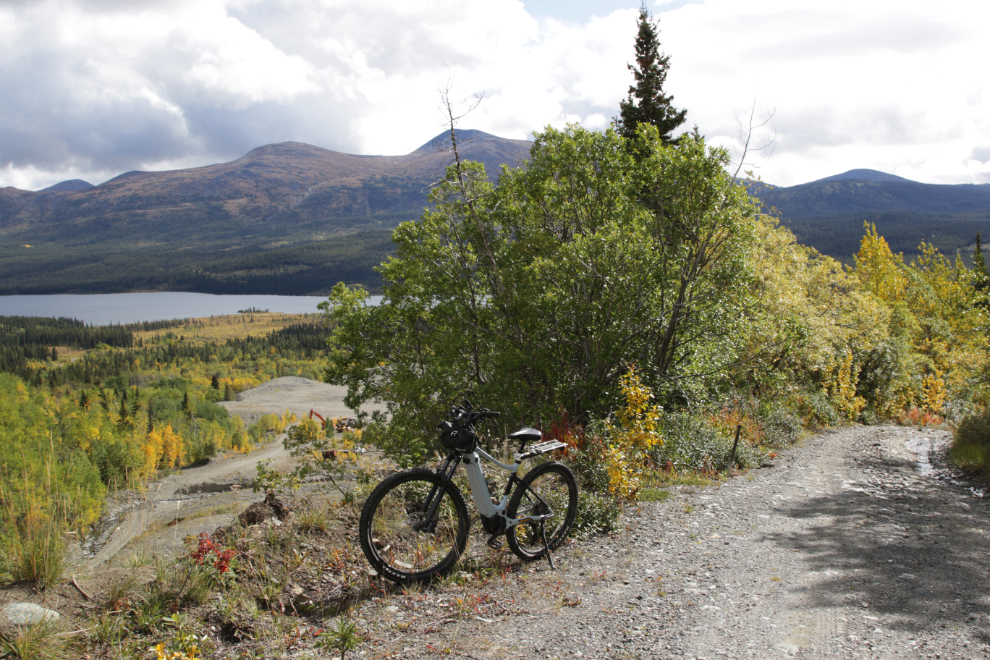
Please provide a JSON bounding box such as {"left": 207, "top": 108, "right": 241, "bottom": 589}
{"left": 436, "top": 421, "right": 476, "bottom": 452}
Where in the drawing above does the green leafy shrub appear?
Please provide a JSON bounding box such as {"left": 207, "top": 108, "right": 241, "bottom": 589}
{"left": 193, "top": 399, "right": 230, "bottom": 423}
{"left": 951, "top": 411, "right": 990, "bottom": 473}
{"left": 649, "top": 413, "right": 762, "bottom": 472}
{"left": 755, "top": 403, "right": 802, "bottom": 446}
{"left": 90, "top": 435, "right": 144, "bottom": 488}
{"left": 247, "top": 413, "right": 286, "bottom": 443}
{"left": 794, "top": 390, "right": 841, "bottom": 428}
{"left": 561, "top": 434, "right": 622, "bottom": 537}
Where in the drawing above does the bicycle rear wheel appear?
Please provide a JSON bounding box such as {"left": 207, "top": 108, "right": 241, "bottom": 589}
{"left": 506, "top": 461, "right": 578, "bottom": 561}
{"left": 359, "top": 468, "right": 469, "bottom": 584}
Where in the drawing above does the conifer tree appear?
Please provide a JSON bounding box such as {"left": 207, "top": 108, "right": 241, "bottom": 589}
{"left": 617, "top": 5, "right": 687, "bottom": 144}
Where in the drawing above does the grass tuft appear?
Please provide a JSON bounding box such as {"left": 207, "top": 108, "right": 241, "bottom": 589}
{"left": 0, "top": 617, "right": 70, "bottom": 660}
{"left": 7, "top": 522, "right": 70, "bottom": 590}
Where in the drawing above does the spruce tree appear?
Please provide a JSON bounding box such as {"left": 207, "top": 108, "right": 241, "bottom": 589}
{"left": 617, "top": 5, "right": 687, "bottom": 144}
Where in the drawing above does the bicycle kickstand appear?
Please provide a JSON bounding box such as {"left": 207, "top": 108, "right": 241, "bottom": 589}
{"left": 539, "top": 521, "right": 556, "bottom": 570}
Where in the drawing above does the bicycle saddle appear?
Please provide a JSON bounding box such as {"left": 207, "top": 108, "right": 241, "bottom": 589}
{"left": 508, "top": 427, "right": 542, "bottom": 442}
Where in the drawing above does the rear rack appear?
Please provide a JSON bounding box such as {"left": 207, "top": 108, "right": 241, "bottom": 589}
{"left": 514, "top": 439, "right": 568, "bottom": 462}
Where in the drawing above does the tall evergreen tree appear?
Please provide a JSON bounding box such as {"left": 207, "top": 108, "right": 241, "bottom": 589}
{"left": 617, "top": 5, "right": 687, "bottom": 144}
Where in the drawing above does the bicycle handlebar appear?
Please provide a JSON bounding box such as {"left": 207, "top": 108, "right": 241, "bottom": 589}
{"left": 450, "top": 402, "right": 500, "bottom": 425}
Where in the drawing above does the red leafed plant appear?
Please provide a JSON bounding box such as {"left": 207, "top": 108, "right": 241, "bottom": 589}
{"left": 187, "top": 532, "right": 236, "bottom": 574}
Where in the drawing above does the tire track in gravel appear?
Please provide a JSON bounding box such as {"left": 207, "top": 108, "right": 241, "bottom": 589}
{"left": 358, "top": 425, "right": 990, "bottom": 660}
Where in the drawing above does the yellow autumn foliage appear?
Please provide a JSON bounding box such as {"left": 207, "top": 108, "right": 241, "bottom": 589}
{"left": 604, "top": 366, "right": 663, "bottom": 500}
{"left": 143, "top": 424, "right": 184, "bottom": 472}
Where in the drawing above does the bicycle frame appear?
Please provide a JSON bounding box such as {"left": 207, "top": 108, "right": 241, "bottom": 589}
{"left": 418, "top": 447, "right": 556, "bottom": 533}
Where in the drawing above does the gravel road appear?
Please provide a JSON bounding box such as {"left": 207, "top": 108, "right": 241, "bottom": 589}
{"left": 357, "top": 425, "right": 990, "bottom": 660}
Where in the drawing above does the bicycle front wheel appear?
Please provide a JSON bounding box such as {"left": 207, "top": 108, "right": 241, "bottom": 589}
{"left": 359, "top": 468, "right": 469, "bottom": 584}
{"left": 506, "top": 461, "right": 578, "bottom": 561}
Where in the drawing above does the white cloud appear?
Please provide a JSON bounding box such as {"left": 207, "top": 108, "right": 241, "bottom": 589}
{"left": 0, "top": 0, "right": 987, "bottom": 190}
{"left": 659, "top": 0, "right": 989, "bottom": 185}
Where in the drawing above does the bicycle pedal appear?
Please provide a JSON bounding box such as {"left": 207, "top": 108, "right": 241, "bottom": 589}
{"left": 486, "top": 534, "right": 504, "bottom": 550}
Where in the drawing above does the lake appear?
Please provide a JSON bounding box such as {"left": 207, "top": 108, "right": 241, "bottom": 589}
{"left": 0, "top": 292, "right": 381, "bottom": 325}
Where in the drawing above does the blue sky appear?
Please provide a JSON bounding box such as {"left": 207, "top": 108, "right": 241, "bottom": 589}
{"left": 0, "top": 0, "right": 985, "bottom": 190}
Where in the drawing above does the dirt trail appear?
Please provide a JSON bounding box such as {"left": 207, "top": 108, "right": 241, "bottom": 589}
{"left": 83, "top": 377, "right": 378, "bottom": 569}
{"left": 356, "top": 425, "right": 990, "bottom": 660}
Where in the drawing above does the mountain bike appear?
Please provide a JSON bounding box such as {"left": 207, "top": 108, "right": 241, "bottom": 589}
{"left": 358, "top": 400, "right": 577, "bottom": 584}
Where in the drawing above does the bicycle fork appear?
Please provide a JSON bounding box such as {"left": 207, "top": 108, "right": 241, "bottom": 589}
{"left": 414, "top": 454, "right": 462, "bottom": 534}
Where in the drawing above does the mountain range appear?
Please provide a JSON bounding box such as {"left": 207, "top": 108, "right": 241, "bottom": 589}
{"left": 1, "top": 133, "right": 988, "bottom": 296}
{"left": 0, "top": 130, "right": 531, "bottom": 295}
{"left": 750, "top": 171, "right": 990, "bottom": 261}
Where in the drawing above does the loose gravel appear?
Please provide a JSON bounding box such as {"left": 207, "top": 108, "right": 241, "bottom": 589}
{"left": 353, "top": 425, "right": 990, "bottom": 660}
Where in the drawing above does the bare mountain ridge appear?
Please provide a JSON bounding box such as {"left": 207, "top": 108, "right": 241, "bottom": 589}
{"left": 0, "top": 130, "right": 533, "bottom": 243}
{"left": 39, "top": 179, "right": 94, "bottom": 193}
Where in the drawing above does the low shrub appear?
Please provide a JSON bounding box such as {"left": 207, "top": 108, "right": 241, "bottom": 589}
{"left": 951, "top": 411, "right": 990, "bottom": 474}
{"left": 793, "top": 390, "right": 841, "bottom": 428}
{"left": 651, "top": 412, "right": 764, "bottom": 473}
{"left": 560, "top": 433, "right": 622, "bottom": 536}
{"left": 90, "top": 436, "right": 145, "bottom": 488}
{"left": 755, "top": 403, "right": 802, "bottom": 446}
{"left": 956, "top": 412, "right": 990, "bottom": 447}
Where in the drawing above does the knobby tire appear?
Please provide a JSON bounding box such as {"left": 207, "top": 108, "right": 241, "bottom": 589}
{"left": 505, "top": 461, "right": 578, "bottom": 561}
{"left": 359, "top": 468, "right": 469, "bottom": 584}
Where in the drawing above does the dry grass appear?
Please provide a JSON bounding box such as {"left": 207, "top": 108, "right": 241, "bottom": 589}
{"left": 133, "top": 312, "right": 322, "bottom": 346}
{"left": 0, "top": 617, "right": 71, "bottom": 660}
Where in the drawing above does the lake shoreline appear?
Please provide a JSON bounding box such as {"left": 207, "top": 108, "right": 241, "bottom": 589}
{"left": 0, "top": 292, "right": 347, "bottom": 326}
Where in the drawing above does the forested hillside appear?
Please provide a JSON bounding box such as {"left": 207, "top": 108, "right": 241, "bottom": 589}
{"left": 0, "top": 312, "right": 330, "bottom": 570}
{"left": 750, "top": 174, "right": 990, "bottom": 262}
{"left": 5, "top": 129, "right": 990, "bottom": 295}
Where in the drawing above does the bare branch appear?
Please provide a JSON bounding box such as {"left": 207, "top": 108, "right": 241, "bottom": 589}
{"left": 730, "top": 100, "right": 776, "bottom": 183}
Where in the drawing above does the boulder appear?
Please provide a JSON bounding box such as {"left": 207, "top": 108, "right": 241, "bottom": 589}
{"left": 238, "top": 501, "right": 276, "bottom": 526}
{"left": 2, "top": 603, "right": 60, "bottom": 626}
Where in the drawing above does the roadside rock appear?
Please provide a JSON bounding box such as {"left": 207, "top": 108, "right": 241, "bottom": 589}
{"left": 238, "top": 497, "right": 291, "bottom": 526}
{"left": 2, "top": 602, "right": 60, "bottom": 625}
{"left": 238, "top": 501, "right": 277, "bottom": 526}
